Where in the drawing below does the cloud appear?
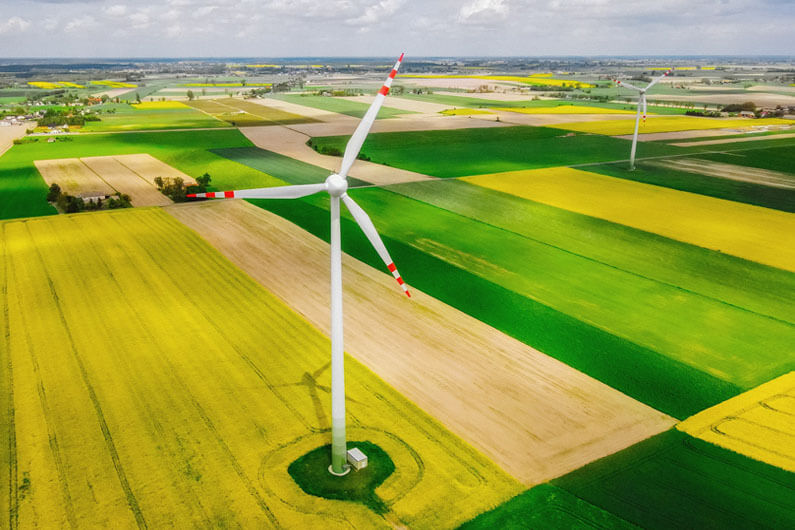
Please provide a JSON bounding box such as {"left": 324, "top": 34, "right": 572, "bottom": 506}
{"left": 104, "top": 4, "right": 127, "bottom": 16}
{"left": 347, "top": 0, "right": 403, "bottom": 26}
{"left": 458, "top": 0, "right": 508, "bottom": 24}
{"left": 64, "top": 14, "right": 96, "bottom": 32}
{"left": 129, "top": 11, "right": 150, "bottom": 29}
{"left": 0, "top": 16, "right": 31, "bottom": 34}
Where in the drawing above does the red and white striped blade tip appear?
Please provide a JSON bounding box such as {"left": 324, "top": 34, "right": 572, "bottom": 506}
{"left": 387, "top": 262, "right": 411, "bottom": 297}
{"left": 187, "top": 191, "right": 235, "bottom": 198}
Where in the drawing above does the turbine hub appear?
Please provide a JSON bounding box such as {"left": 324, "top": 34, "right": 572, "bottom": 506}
{"left": 326, "top": 174, "right": 348, "bottom": 197}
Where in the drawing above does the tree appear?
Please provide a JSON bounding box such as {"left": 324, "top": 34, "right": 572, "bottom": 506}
{"left": 196, "top": 172, "right": 211, "bottom": 189}
{"left": 46, "top": 183, "right": 61, "bottom": 202}
{"left": 187, "top": 90, "right": 195, "bottom": 101}
{"left": 135, "top": 92, "right": 141, "bottom": 103}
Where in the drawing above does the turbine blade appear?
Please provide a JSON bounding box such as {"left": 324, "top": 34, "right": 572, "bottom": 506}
{"left": 341, "top": 193, "right": 410, "bottom": 297}
{"left": 187, "top": 182, "right": 327, "bottom": 199}
{"left": 642, "top": 95, "right": 647, "bottom": 123}
{"left": 646, "top": 69, "right": 671, "bottom": 90}
{"left": 614, "top": 79, "right": 641, "bottom": 91}
{"left": 338, "top": 53, "right": 405, "bottom": 179}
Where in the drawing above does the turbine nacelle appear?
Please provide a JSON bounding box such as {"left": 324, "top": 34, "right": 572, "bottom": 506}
{"left": 325, "top": 174, "right": 348, "bottom": 197}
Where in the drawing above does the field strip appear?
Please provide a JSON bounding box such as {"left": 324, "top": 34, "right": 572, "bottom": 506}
{"left": 2, "top": 208, "right": 522, "bottom": 528}
{"left": 34, "top": 158, "right": 115, "bottom": 198}
{"left": 678, "top": 372, "right": 795, "bottom": 472}
{"left": 473, "top": 110, "right": 637, "bottom": 127}
{"left": 80, "top": 156, "right": 173, "bottom": 207}
{"left": 464, "top": 166, "right": 795, "bottom": 272}
{"left": 494, "top": 105, "right": 635, "bottom": 115}
{"left": 548, "top": 117, "right": 793, "bottom": 136}
{"left": 168, "top": 199, "right": 675, "bottom": 486}
{"left": 247, "top": 97, "right": 346, "bottom": 119}
{"left": 112, "top": 153, "right": 197, "bottom": 187}
{"left": 669, "top": 132, "right": 795, "bottom": 147}
{"left": 240, "top": 126, "right": 436, "bottom": 187}
{"left": 647, "top": 157, "right": 795, "bottom": 189}
{"left": 340, "top": 95, "right": 450, "bottom": 114}
{"left": 0, "top": 123, "right": 31, "bottom": 158}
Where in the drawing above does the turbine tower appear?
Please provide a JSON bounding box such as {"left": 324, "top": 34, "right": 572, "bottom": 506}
{"left": 614, "top": 69, "right": 672, "bottom": 170}
{"left": 188, "top": 53, "right": 409, "bottom": 476}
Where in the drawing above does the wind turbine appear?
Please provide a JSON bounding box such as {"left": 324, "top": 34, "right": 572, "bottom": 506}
{"left": 187, "top": 53, "right": 409, "bottom": 476}
{"left": 613, "top": 69, "right": 672, "bottom": 170}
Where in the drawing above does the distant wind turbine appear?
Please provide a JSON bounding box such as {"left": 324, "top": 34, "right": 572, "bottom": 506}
{"left": 187, "top": 53, "right": 409, "bottom": 476}
{"left": 614, "top": 69, "right": 672, "bottom": 170}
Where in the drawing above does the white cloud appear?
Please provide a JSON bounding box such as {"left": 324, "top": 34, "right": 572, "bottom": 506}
{"left": 347, "top": 0, "right": 403, "bottom": 26}
{"left": 0, "top": 16, "right": 31, "bottom": 34}
{"left": 64, "top": 15, "right": 96, "bottom": 32}
{"left": 104, "top": 4, "right": 127, "bottom": 16}
{"left": 458, "top": 0, "right": 508, "bottom": 24}
{"left": 129, "top": 11, "right": 151, "bottom": 29}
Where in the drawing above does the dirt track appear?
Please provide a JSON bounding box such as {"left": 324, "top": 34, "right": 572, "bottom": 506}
{"left": 168, "top": 199, "right": 675, "bottom": 485}
{"left": 648, "top": 157, "right": 795, "bottom": 189}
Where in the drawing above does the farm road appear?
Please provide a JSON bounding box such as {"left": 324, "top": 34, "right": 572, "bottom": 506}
{"left": 168, "top": 199, "right": 676, "bottom": 485}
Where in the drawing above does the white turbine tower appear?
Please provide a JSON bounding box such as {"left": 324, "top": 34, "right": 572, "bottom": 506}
{"left": 614, "top": 69, "right": 672, "bottom": 170}
{"left": 187, "top": 53, "right": 409, "bottom": 476}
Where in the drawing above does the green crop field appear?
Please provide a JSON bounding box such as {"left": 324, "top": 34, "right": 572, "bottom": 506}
{"left": 80, "top": 105, "right": 228, "bottom": 132}
{"left": 397, "top": 93, "right": 689, "bottom": 114}
{"left": 267, "top": 94, "right": 414, "bottom": 119}
{"left": 309, "top": 126, "right": 680, "bottom": 178}
{"left": 0, "top": 207, "right": 520, "bottom": 528}
{"left": 213, "top": 146, "right": 794, "bottom": 418}
{"left": 551, "top": 430, "right": 795, "bottom": 528}
{"left": 459, "top": 483, "right": 636, "bottom": 529}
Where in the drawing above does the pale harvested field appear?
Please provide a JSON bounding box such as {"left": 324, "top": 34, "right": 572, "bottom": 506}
{"left": 402, "top": 78, "right": 505, "bottom": 90}
{"left": 342, "top": 95, "right": 450, "bottom": 114}
{"left": 113, "top": 153, "right": 197, "bottom": 187}
{"left": 433, "top": 91, "right": 540, "bottom": 101}
{"left": 289, "top": 113, "right": 508, "bottom": 138}
{"left": 80, "top": 156, "right": 172, "bottom": 206}
{"left": 169, "top": 199, "right": 675, "bottom": 486}
{"left": 241, "top": 126, "right": 434, "bottom": 187}
{"left": 90, "top": 88, "right": 134, "bottom": 99}
{"left": 678, "top": 372, "right": 795, "bottom": 472}
{"left": 34, "top": 158, "right": 115, "bottom": 198}
{"left": 617, "top": 125, "right": 793, "bottom": 142}
{"left": 648, "top": 158, "right": 795, "bottom": 189}
{"left": 748, "top": 84, "right": 795, "bottom": 93}
{"left": 0, "top": 123, "right": 30, "bottom": 157}
{"left": 670, "top": 132, "right": 795, "bottom": 147}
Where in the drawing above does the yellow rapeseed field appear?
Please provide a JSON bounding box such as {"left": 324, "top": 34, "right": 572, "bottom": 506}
{"left": 28, "top": 81, "right": 60, "bottom": 89}
{"left": 464, "top": 166, "right": 795, "bottom": 272}
{"left": 492, "top": 105, "right": 635, "bottom": 115}
{"left": 57, "top": 82, "right": 84, "bottom": 88}
{"left": 130, "top": 101, "right": 190, "bottom": 110}
{"left": 548, "top": 116, "right": 793, "bottom": 135}
{"left": 0, "top": 208, "right": 520, "bottom": 528}
{"left": 678, "top": 372, "right": 795, "bottom": 472}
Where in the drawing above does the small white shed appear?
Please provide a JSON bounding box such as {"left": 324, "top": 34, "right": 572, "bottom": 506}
{"left": 346, "top": 447, "right": 368, "bottom": 471}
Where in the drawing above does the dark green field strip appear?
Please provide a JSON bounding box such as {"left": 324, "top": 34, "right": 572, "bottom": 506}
{"left": 458, "top": 484, "right": 637, "bottom": 529}
{"left": 697, "top": 143, "right": 795, "bottom": 174}
{"left": 0, "top": 162, "right": 57, "bottom": 220}
{"left": 309, "top": 126, "right": 681, "bottom": 178}
{"left": 552, "top": 430, "right": 795, "bottom": 529}
{"left": 397, "top": 93, "right": 688, "bottom": 114}
{"left": 251, "top": 196, "right": 741, "bottom": 419}
{"left": 266, "top": 94, "right": 413, "bottom": 119}
{"left": 585, "top": 160, "right": 795, "bottom": 213}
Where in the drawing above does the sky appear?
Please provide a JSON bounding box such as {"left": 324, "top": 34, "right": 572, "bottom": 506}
{"left": 0, "top": 0, "right": 793, "bottom": 58}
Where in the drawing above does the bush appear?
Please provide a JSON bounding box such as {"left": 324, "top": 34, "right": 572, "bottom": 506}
{"left": 46, "top": 182, "right": 61, "bottom": 202}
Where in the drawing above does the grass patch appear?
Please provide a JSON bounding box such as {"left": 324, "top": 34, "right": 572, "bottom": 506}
{"left": 458, "top": 484, "right": 635, "bottom": 529}
{"left": 186, "top": 98, "right": 315, "bottom": 126}
{"left": 267, "top": 94, "right": 413, "bottom": 119}
{"left": 80, "top": 107, "right": 227, "bottom": 132}
{"left": 288, "top": 441, "right": 394, "bottom": 514}
{"left": 553, "top": 430, "right": 795, "bottom": 528}
{"left": 397, "top": 94, "right": 688, "bottom": 114}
